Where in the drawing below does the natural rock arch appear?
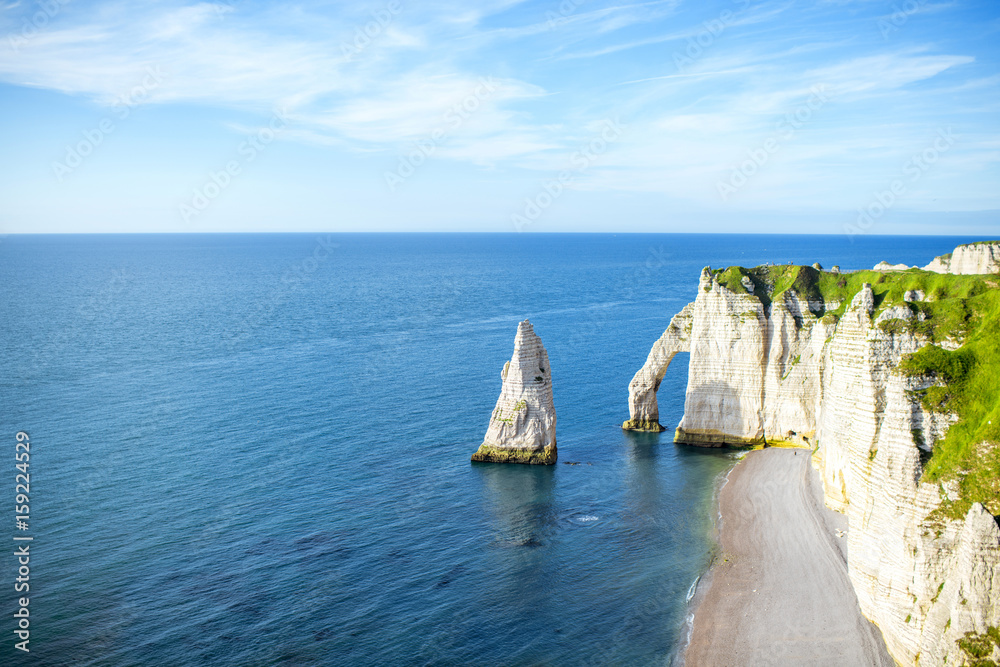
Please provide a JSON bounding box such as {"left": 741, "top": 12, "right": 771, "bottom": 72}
{"left": 622, "top": 303, "right": 694, "bottom": 431}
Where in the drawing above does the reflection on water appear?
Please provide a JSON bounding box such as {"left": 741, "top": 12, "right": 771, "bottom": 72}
{"left": 473, "top": 461, "right": 559, "bottom": 636}
{"left": 622, "top": 429, "right": 665, "bottom": 532}
{"left": 622, "top": 428, "right": 663, "bottom": 461}
{"left": 475, "top": 461, "right": 556, "bottom": 549}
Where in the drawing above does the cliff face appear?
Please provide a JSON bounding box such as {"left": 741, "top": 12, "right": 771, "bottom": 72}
{"left": 680, "top": 268, "right": 836, "bottom": 447}
{"left": 924, "top": 242, "right": 1000, "bottom": 275}
{"left": 813, "top": 287, "right": 999, "bottom": 665}
{"left": 472, "top": 320, "right": 557, "bottom": 465}
{"left": 626, "top": 267, "right": 1000, "bottom": 666}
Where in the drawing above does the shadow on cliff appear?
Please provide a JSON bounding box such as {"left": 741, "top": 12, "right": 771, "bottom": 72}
{"left": 674, "top": 379, "right": 767, "bottom": 447}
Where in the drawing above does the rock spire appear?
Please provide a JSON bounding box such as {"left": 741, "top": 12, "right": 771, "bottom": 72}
{"left": 471, "top": 320, "right": 557, "bottom": 465}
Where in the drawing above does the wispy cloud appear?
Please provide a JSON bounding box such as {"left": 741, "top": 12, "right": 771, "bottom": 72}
{"left": 552, "top": 0, "right": 794, "bottom": 61}
{"left": 0, "top": 0, "right": 996, "bottom": 230}
{"left": 804, "top": 51, "right": 974, "bottom": 98}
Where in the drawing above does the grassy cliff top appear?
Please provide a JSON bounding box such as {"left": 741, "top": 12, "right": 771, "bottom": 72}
{"left": 711, "top": 264, "right": 991, "bottom": 340}
{"left": 711, "top": 264, "right": 1000, "bottom": 517}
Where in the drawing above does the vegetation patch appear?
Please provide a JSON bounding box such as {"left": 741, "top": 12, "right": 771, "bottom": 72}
{"left": 781, "top": 355, "right": 801, "bottom": 381}
{"left": 493, "top": 400, "right": 527, "bottom": 424}
{"left": 878, "top": 318, "right": 908, "bottom": 335}
{"left": 898, "top": 286, "right": 1000, "bottom": 518}
{"left": 957, "top": 626, "right": 1000, "bottom": 666}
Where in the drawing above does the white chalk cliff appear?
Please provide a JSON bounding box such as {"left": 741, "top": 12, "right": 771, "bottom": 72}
{"left": 874, "top": 261, "right": 916, "bottom": 271}
{"left": 626, "top": 266, "right": 1000, "bottom": 666}
{"left": 472, "top": 320, "right": 557, "bottom": 465}
{"left": 924, "top": 242, "right": 1000, "bottom": 275}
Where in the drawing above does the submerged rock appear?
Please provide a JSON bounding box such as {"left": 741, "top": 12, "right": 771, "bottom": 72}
{"left": 471, "top": 320, "right": 557, "bottom": 465}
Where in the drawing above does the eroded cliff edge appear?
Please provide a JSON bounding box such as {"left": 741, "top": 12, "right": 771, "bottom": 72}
{"left": 924, "top": 241, "right": 1000, "bottom": 275}
{"left": 626, "top": 259, "right": 1000, "bottom": 666}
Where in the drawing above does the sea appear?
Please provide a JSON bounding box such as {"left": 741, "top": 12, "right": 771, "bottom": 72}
{"left": 0, "top": 233, "right": 981, "bottom": 666}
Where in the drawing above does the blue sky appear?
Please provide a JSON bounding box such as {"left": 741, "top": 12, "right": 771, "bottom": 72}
{"left": 0, "top": 0, "right": 998, "bottom": 233}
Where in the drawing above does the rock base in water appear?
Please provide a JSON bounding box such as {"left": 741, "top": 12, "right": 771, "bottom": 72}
{"left": 621, "top": 419, "right": 665, "bottom": 432}
{"left": 471, "top": 443, "right": 557, "bottom": 465}
{"left": 674, "top": 427, "right": 764, "bottom": 449}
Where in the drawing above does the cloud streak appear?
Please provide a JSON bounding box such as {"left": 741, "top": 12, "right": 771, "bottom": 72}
{"left": 0, "top": 0, "right": 996, "bottom": 231}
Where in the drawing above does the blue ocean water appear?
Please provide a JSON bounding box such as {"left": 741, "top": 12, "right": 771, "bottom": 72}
{"left": 0, "top": 233, "right": 980, "bottom": 666}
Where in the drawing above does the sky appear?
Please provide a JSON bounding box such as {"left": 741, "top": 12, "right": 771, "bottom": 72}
{"left": 0, "top": 0, "right": 998, "bottom": 234}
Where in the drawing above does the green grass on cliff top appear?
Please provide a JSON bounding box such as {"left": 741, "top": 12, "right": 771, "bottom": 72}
{"left": 712, "top": 265, "right": 989, "bottom": 342}
{"left": 711, "top": 264, "right": 1000, "bottom": 518}
{"left": 901, "top": 288, "right": 1000, "bottom": 518}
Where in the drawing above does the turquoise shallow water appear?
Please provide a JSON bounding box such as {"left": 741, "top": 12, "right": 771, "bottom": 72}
{"left": 0, "top": 233, "right": 978, "bottom": 665}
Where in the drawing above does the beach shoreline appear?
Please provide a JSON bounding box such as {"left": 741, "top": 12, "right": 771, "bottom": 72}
{"left": 671, "top": 460, "right": 732, "bottom": 666}
{"left": 681, "top": 447, "right": 895, "bottom": 666}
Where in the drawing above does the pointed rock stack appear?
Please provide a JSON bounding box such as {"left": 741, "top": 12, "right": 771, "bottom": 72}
{"left": 471, "top": 320, "right": 557, "bottom": 465}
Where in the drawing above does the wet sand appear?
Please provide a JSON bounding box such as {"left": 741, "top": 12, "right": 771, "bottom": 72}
{"left": 684, "top": 448, "right": 895, "bottom": 666}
